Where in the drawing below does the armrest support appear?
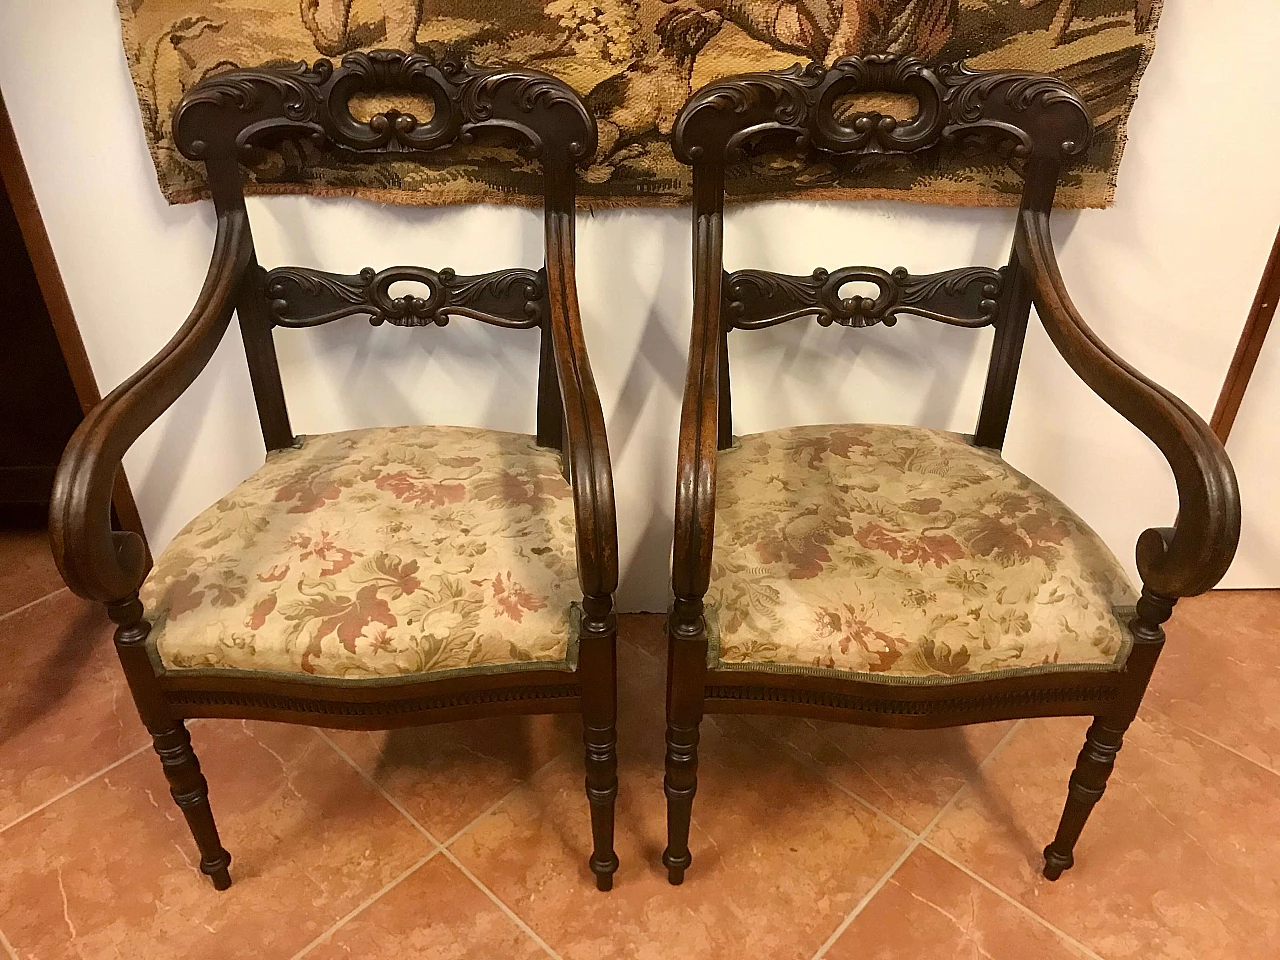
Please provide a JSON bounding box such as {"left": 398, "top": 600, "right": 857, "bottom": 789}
{"left": 544, "top": 207, "right": 618, "bottom": 600}
{"left": 50, "top": 210, "right": 254, "bottom": 604}
{"left": 1016, "top": 208, "right": 1240, "bottom": 597}
{"left": 671, "top": 188, "right": 724, "bottom": 605}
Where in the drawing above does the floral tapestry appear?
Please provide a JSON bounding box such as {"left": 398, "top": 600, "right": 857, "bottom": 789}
{"left": 119, "top": 0, "right": 1162, "bottom": 209}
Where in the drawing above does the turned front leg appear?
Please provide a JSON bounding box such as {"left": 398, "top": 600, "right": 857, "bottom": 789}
{"left": 1043, "top": 717, "right": 1127, "bottom": 880}
{"left": 663, "top": 600, "right": 708, "bottom": 885}
{"left": 110, "top": 597, "right": 232, "bottom": 890}
{"left": 1043, "top": 589, "right": 1173, "bottom": 880}
{"left": 152, "top": 721, "right": 233, "bottom": 889}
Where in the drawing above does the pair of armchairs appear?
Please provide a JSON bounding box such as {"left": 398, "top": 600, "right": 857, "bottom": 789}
{"left": 51, "top": 51, "right": 1239, "bottom": 893}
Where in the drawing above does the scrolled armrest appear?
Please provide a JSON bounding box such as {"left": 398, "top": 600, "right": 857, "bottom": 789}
{"left": 1016, "top": 208, "right": 1240, "bottom": 597}
{"left": 50, "top": 210, "right": 253, "bottom": 604}
{"left": 671, "top": 201, "right": 723, "bottom": 605}
{"left": 543, "top": 209, "right": 618, "bottom": 601}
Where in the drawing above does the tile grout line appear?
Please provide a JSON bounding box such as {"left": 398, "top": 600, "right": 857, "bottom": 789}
{"left": 314, "top": 729, "right": 442, "bottom": 846}
{"left": 439, "top": 847, "right": 566, "bottom": 960}
{"left": 808, "top": 836, "right": 921, "bottom": 960}
{"left": 439, "top": 751, "right": 572, "bottom": 850}
{"left": 737, "top": 717, "right": 917, "bottom": 841}
{"left": 1144, "top": 703, "right": 1280, "bottom": 781}
{"left": 288, "top": 850, "right": 440, "bottom": 960}
{"left": 0, "top": 924, "right": 19, "bottom": 960}
{"left": 809, "top": 718, "right": 1027, "bottom": 960}
{"left": 313, "top": 729, "right": 568, "bottom": 960}
{"left": 0, "top": 585, "right": 70, "bottom": 625}
{"left": 921, "top": 841, "right": 1107, "bottom": 960}
{"left": 0, "top": 741, "right": 152, "bottom": 835}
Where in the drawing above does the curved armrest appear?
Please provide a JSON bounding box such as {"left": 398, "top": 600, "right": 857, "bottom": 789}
{"left": 671, "top": 192, "right": 724, "bottom": 605}
{"left": 1016, "top": 209, "right": 1240, "bottom": 598}
{"left": 50, "top": 210, "right": 254, "bottom": 604}
{"left": 544, "top": 208, "right": 618, "bottom": 601}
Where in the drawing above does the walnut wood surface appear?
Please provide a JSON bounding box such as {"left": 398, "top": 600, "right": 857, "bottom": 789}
{"left": 1210, "top": 225, "right": 1279, "bottom": 443}
{"left": 1017, "top": 209, "right": 1241, "bottom": 598}
{"left": 49, "top": 209, "right": 252, "bottom": 603}
{"left": 663, "top": 55, "right": 1240, "bottom": 886}
{"left": 48, "top": 51, "right": 618, "bottom": 891}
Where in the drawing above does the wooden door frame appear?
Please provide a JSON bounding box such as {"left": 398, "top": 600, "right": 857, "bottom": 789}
{"left": 1211, "top": 226, "right": 1279, "bottom": 444}
{"left": 0, "top": 87, "right": 146, "bottom": 539}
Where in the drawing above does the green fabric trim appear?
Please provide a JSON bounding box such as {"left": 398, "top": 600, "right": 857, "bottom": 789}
{"left": 149, "top": 603, "right": 582, "bottom": 687}
{"left": 704, "top": 605, "right": 1135, "bottom": 688}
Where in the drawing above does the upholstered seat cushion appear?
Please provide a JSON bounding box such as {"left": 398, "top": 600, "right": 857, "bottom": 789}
{"left": 708, "top": 424, "right": 1137, "bottom": 681}
{"left": 139, "top": 426, "right": 580, "bottom": 680}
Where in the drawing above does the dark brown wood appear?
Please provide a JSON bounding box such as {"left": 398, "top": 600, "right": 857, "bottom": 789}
{"left": 49, "top": 51, "right": 618, "bottom": 892}
{"left": 0, "top": 90, "right": 146, "bottom": 536}
{"left": 236, "top": 256, "right": 295, "bottom": 452}
{"left": 974, "top": 156, "right": 1062, "bottom": 450}
{"left": 1210, "top": 225, "right": 1279, "bottom": 442}
{"left": 263, "top": 264, "right": 545, "bottom": 329}
{"left": 536, "top": 292, "right": 566, "bottom": 454}
{"left": 724, "top": 264, "right": 1005, "bottom": 330}
{"left": 1043, "top": 588, "right": 1173, "bottom": 879}
{"left": 666, "top": 55, "right": 1241, "bottom": 886}
{"left": 1018, "top": 209, "right": 1240, "bottom": 598}
{"left": 0, "top": 148, "right": 82, "bottom": 517}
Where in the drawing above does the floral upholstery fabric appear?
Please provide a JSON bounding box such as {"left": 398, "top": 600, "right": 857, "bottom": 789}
{"left": 708, "top": 424, "right": 1137, "bottom": 681}
{"left": 140, "top": 426, "right": 580, "bottom": 680}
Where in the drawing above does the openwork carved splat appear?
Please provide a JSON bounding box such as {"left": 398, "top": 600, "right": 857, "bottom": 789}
{"left": 724, "top": 264, "right": 1006, "bottom": 330}
{"left": 672, "top": 54, "right": 1094, "bottom": 166}
{"left": 263, "top": 264, "right": 545, "bottom": 328}
{"left": 173, "top": 49, "right": 597, "bottom": 168}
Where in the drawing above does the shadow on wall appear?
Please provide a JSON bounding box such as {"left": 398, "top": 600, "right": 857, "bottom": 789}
{"left": 132, "top": 195, "right": 1083, "bottom": 613}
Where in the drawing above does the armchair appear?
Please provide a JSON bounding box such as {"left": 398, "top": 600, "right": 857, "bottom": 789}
{"left": 50, "top": 51, "right": 621, "bottom": 891}
{"left": 663, "top": 56, "right": 1240, "bottom": 884}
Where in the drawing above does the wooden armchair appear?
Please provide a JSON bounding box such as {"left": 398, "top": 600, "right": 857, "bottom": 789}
{"left": 663, "top": 56, "right": 1240, "bottom": 884}
{"left": 50, "top": 51, "right": 621, "bottom": 891}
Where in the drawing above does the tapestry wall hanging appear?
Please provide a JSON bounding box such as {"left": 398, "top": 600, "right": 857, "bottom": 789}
{"left": 119, "top": 0, "right": 1162, "bottom": 209}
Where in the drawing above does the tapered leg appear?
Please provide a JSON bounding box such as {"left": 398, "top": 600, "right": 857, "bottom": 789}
{"left": 662, "top": 717, "right": 700, "bottom": 884}
{"left": 1042, "top": 716, "right": 1128, "bottom": 880}
{"left": 152, "top": 721, "right": 233, "bottom": 890}
{"left": 109, "top": 597, "right": 232, "bottom": 891}
{"left": 1042, "top": 587, "right": 1174, "bottom": 881}
{"left": 580, "top": 595, "right": 619, "bottom": 891}
{"left": 663, "top": 600, "right": 708, "bottom": 885}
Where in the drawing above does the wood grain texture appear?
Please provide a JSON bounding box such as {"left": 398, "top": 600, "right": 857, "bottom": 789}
{"left": 1210, "top": 225, "right": 1279, "bottom": 442}
{"left": 664, "top": 55, "right": 1240, "bottom": 887}
{"left": 49, "top": 51, "right": 618, "bottom": 891}
{"left": 1018, "top": 209, "right": 1240, "bottom": 598}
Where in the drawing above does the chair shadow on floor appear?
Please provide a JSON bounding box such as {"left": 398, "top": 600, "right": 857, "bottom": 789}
{"left": 1, "top": 601, "right": 108, "bottom": 748}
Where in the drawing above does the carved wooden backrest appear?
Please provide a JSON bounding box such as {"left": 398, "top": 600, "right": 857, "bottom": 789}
{"left": 173, "top": 50, "right": 597, "bottom": 208}
{"left": 171, "top": 50, "right": 598, "bottom": 454}
{"left": 671, "top": 55, "right": 1094, "bottom": 450}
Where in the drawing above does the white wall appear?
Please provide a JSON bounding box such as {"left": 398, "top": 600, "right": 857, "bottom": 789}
{"left": 1, "top": 0, "right": 1275, "bottom": 611}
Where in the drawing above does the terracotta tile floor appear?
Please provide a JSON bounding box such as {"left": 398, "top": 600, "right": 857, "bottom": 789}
{"left": 1, "top": 526, "right": 1277, "bottom": 959}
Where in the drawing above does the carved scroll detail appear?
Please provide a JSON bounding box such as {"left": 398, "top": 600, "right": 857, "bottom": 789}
{"left": 264, "top": 265, "right": 545, "bottom": 328}
{"left": 672, "top": 54, "right": 1092, "bottom": 166}
{"left": 724, "top": 265, "right": 1005, "bottom": 330}
{"left": 174, "top": 50, "right": 596, "bottom": 167}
